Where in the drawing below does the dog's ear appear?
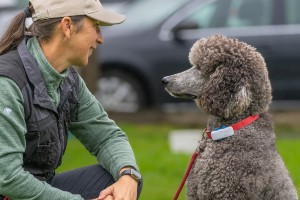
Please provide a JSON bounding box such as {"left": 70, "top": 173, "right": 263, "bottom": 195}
{"left": 224, "top": 86, "right": 252, "bottom": 118}
{"left": 201, "top": 65, "right": 252, "bottom": 118}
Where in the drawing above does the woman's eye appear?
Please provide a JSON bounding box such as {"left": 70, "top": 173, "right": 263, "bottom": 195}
{"left": 95, "top": 25, "right": 101, "bottom": 34}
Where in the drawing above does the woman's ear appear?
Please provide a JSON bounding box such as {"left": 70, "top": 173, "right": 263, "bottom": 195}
{"left": 60, "top": 17, "right": 73, "bottom": 39}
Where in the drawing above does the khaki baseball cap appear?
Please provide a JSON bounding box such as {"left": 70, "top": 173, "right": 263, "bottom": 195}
{"left": 29, "top": 0, "right": 126, "bottom": 25}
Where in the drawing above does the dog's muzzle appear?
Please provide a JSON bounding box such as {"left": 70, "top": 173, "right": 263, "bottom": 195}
{"left": 162, "top": 77, "right": 197, "bottom": 99}
{"left": 162, "top": 77, "right": 169, "bottom": 86}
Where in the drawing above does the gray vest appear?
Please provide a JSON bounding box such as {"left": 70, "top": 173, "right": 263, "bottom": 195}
{"left": 0, "top": 39, "right": 80, "bottom": 181}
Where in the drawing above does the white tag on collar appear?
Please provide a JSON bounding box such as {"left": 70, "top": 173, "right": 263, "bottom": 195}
{"left": 211, "top": 126, "right": 234, "bottom": 140}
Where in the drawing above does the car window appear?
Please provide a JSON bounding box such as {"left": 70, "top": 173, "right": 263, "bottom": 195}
{"left": 120, "top": 0, "right": 187, "bottom": 30}
{"left": 0, "top": 0, "right": 17, "bottom": 8}
{"left": 285, "top": 0, "right": 300, "bottom": 24}
{"left": 0, "top": 0, "right": 28, "bottom": 9}
{"left": 226, "top": 0, "right": 273, "bottom": 27}
{"left": 180, "top": 0, "right": 274, "bottom": 29}
{"left": 179, "top": 0, "right": 230, "bottom": 29}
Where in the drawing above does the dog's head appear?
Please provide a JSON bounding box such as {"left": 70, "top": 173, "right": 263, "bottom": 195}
{"left": 162, "top": 35, "right": 272, "bottom": 119}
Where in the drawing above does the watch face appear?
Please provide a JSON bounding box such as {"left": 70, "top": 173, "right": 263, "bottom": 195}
{"left": 120, "top": 168, "right": 142, "bottom": 183}
{"left": 131, "top": 169, "right": 142, "bottom": 180}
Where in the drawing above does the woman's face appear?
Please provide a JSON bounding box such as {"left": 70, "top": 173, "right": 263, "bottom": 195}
{"left": 67, "top": 17, "right": 103, "bottom": 67}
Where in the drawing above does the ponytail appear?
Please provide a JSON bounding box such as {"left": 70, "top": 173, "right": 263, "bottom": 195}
{"left": 0, "top": 5, "right": 33, "bottom": 55}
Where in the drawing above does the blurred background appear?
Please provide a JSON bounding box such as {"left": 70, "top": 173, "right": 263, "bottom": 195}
{"left": 1, "top": 0, "right": 299, "bottom": 199}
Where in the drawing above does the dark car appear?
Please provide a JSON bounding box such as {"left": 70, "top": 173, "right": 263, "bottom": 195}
{"left": 95, "top": 0, "right": 300, "bottom": 112}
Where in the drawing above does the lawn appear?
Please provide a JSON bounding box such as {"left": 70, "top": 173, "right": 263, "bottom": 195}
{"left": 58, "top": 123, "right": 300, "bottom": 199}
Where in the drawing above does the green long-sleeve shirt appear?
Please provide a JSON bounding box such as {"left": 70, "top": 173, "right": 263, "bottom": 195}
{"left": 0, "top": 37, "right": 138, "bottom": 199}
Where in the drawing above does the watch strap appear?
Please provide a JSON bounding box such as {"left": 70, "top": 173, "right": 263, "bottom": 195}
{"left": 119, "top": 168, "right": 142, "bottom": 183}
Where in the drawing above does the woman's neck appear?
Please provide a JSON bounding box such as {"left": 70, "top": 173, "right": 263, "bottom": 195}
{"left": 39, "top": 38, "right": 70, "bottom": 73}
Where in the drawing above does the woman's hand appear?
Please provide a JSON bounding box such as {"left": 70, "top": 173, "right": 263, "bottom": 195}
{"left": 96, "top": 173, "right": 138, "bottom": 200}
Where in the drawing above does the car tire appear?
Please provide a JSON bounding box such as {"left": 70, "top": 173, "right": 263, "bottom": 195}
{"left": 95, "top": 70, "right": 147, "bottom": 113}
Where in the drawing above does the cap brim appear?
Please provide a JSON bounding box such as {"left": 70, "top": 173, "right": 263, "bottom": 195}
{"left": 87, "top": 9, "right": 126, "bottom": 26}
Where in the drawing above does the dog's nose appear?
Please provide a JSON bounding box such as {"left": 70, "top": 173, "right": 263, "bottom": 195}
{"left": 162, "top": 77, "right": 169, "bottom": 85}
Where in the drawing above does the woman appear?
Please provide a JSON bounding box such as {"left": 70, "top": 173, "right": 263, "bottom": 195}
{"left": 0, "top": 0, "right": 142, "bottom": 199}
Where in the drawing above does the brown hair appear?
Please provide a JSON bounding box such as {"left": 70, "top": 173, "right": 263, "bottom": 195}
{"left": 0, "top": 4, "right": 84, "bottom": 55}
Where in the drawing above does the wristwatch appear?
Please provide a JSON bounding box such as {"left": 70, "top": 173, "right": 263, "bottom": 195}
{"left": 119, "top": 168, "right": 142, "bottom": 184}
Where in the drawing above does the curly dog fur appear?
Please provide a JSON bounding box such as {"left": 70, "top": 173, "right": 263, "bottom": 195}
{"left": 162, "top": 35, "right": 298, "bottom": 200}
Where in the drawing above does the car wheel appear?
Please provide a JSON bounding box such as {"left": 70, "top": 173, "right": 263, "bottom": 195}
{"left": 95, "top": 70, "right": 147, "bottom": 113}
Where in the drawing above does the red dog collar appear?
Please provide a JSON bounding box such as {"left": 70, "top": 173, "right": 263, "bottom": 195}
{"left": 207, "top": 115, "right": 259, "bottom": 140}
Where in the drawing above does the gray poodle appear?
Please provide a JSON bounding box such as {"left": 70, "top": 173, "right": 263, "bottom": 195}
{"left": 162, "top": 35, "right": 298, "bottom": 200}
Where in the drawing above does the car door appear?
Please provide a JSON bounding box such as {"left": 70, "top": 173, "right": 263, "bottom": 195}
{"left": 267, "top": 0, "right": 300, "bottom": 102}
{"left": 161, "top": 0, "right": 300, "bottom": 106}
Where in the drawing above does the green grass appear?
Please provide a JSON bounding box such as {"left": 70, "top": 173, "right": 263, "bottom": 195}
{"left": 276, "top": 139, "right": 300, "bottom": 193}
{"left": 58, "top": 123, "right": 300, "bottom": 199}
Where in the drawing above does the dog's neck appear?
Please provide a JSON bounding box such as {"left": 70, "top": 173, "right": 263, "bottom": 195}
{"left": 207, "top": 113, "right": 258, "bottom": 131}
{"left": 206, "top": 115, "right": 260, "bottom": 140}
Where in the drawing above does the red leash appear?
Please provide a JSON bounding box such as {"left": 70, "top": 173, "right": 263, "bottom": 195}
{"left": 173, "top": 151, "right": 198, "bottom": 200}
